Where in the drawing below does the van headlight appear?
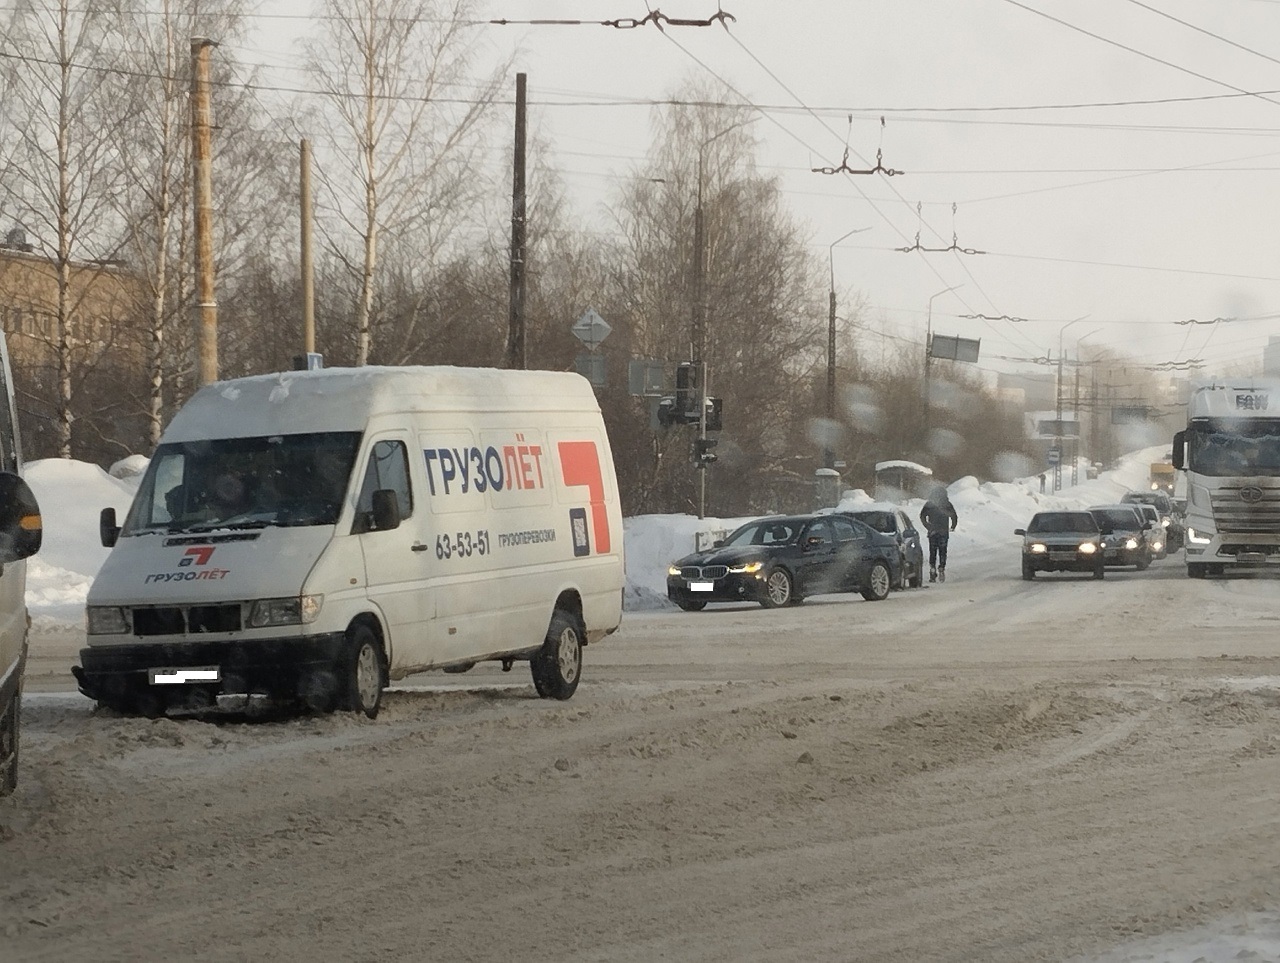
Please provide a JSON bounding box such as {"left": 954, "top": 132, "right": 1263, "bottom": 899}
{"left": 86, "top": 606, "right": 129, "bottom": 635}
{"left": 728, "top": 561, "right": 763, "bottom": 574}
{"left": 1078, "top": 542, "right": 1097, "bottom": 554}
{"left": 248, "top": 595, "right": 323, "bottom": 628}
{"left": 1186, "top": 527, "right": 1212, "bottom": 545}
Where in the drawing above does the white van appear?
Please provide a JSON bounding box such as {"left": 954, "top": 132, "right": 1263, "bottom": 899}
{"left": 0, "top": 332, "right": 44, "bottom": 796}
{"left": 74, "top": 366, "right": 624, "bottom": 718}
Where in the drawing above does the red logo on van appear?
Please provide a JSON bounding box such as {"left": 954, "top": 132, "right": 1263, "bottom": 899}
{"left": 179, "top": 546, "right": 215, "bottom": 567}
{"left": 557, "top": 441, "right": 610, "bottom": 554}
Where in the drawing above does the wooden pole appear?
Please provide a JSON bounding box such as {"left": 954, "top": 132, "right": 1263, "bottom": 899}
{"left": 505, "top": 72, "right": 527, "bottom": 369}
{"left": 190, "top": 37, "right": 219, "bottom": 385}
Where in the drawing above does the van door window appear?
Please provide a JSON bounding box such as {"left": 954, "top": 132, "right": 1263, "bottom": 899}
{"left": 354, "top": 440, "right": 413, "bottom": 533}
{"left": 0, "top": 360, "right": 17, "bottom": 474}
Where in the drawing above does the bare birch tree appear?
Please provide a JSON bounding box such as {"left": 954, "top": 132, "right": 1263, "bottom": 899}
{"left": 302, "top": 0, "right": 503, "bottom": 366}
{"left": 4, "top": 0, "right": 130, "bottom": 458}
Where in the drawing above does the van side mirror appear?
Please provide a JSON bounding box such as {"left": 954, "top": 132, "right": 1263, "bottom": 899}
{"left": 1172, "top": 431, "right": 1185, "bottom": 470}
{"left": 100, "top": 506, "right": 119, "bottom": 548}
{"left": 371, "top": 489, "right": 401, "bottom": 531}
{"left": 0, "top": 472, "right": 41, "bottom": 562}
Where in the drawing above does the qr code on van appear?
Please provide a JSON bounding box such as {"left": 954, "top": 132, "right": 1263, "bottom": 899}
{"left": 569, "top": 508, "right": 590, "bottom": 557}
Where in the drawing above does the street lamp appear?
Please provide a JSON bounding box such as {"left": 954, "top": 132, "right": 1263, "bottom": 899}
{"left": 825, "top": 226, "right": 871, "bottom": 469}
{"left": 923, "top": 284, "right": 964, "bottom": 442}
{"left": 691, "top": 116, "right": 758, "bottom": 519}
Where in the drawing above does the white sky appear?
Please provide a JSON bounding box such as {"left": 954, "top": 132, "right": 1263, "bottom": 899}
{"left": 238, "top": 0, "right": 1280, "bottom": 382}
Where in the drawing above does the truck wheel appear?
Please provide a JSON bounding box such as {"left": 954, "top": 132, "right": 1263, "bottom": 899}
{"left": 0, "top": 694, "right": 18, "bottom": 797}
{"left": 861, "top": 562, "right": 892, "bottom": 601}
{"left": 531, "top": 608, "right": 583, "bottom": 700}
{"left": 1022, "top": 559, "right": 1036, "bottom": 581}
{"left": 760, "top": 568, "right": 793, "bottom": 608}
{"left": 341, "top": 623, "right": 385, "bottom": 719}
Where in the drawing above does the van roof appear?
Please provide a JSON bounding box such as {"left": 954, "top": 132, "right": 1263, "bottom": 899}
{"left": 163, "top": 366, "right": 600, "bottom": 441}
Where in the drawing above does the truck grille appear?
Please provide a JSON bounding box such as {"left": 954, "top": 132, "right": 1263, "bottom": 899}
{"left": 1211, "top": 486, "right": 1280, "bottom": 534}
{"left": 132, "top": 604, "right": 243, "bottom": 636}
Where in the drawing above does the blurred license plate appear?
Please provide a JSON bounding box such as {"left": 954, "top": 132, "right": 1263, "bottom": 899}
{"left": 1238, "top": 552, "right": 1266, "bottom": 564}
{"left": 688, "top": 581, "right": 715, "bottom": 592}
{"left": 149, "top": 667, "right": 221, "bottom": 685}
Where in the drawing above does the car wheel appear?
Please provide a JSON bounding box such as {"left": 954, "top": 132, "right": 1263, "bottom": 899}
{"left": 1093, "top": 563, "right": 1105, "bottom": 580}
{"left": 1136, "top": 552, "right": 1150, "bottom": 572}
{"left": 341, "top": 623, "right": 386, "bottom": 719}
{"left": 1021, "top": 559, "right": 1036, "bottom": 581}
{"left": 0, "top": 693, "right": 18, "bottom": 797}
{"left": 760, "top": 568, "right": 793, "bottom": 608}
{"left": 908, "top": 563, "right": 923, "bottom": 589}
{"left": 531, "top": 608, "right": 584, "bottom": 700}
{"left": 675, "top": 599, "right": 706, "bottom": 612}
{"left": 861, "top": 561, "right": 891, "bottom": 602}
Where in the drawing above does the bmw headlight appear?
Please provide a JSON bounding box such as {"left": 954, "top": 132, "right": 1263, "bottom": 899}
{"left": 728, "top": 561, "right": 764, "bottom": 574}
{"left": 1186, "top": 527, "right": 1212, "bottom": 545}
{"left": 247, "top": 595, "right": 323, "bottom": 628}
{"left": 1079, "top": 542, "right": 1097, "bottom": 554}
{"left": 667, "top": 565, "right": 682, "bottom": 577}
{"left": 1029, "top": 543, "right": 1047, "bottom": 553}
{"left": 86, "top": 605, "right": 129, "bottom": 635}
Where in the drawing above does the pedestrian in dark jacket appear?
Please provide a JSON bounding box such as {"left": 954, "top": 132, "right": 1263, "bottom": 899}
{"left": 919, "top": 486, "right": 958, "bottom": 582}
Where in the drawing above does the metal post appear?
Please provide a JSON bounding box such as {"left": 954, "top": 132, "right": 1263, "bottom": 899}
{"left": 506, "top": 72, "right": 527, "bottom": 370}
{"left": 191, "top": 37, "right": 219, "bottom": 386}
{"left": 826, "top": 227, "right": 869, "bottom": 470}
{"left": 924, "top": 285, "right": 963, "bottom": 445}
{"left": 300, "top": 138, "right": 316, "bottom": 355}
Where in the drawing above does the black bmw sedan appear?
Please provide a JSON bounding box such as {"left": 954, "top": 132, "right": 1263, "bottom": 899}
{"left": 666, "top": 513, "right": 902, "bottom": 611}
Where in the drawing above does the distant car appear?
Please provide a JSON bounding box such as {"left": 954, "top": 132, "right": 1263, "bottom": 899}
{"left": 667, "top": 513, "right": 902, "bottom": 611}
{"left": 827, "top": 504, "right": 925, "bottom": 589}
{"left": 1120, "top": 490, "right": 1183, "bottom": 550}
{"left": 1132, "top": 504, "right": 1167, "bottom": 559}
{"left": 1017, "top": 511, "right": 1104, "bottom": 580}
{"left": 1088, "top": 504, "right": 1155, "bottom": 570}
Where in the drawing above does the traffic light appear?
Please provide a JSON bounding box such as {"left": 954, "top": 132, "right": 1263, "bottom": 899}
{"left": 692, "top": 436, "right": 718, "bottom": 466}
{"left": 703, "top": 397, "right": 723, "bottom": 432}
{"left": 675, "top": 362, "right": 697, "bottom": 417}
{"left": 655, "top": 396, "right": 679, "bottom": 428}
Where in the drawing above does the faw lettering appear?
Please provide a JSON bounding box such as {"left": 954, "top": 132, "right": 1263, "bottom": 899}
{"left": 1235, "top": 393, "right": 1269, "bottom": 411}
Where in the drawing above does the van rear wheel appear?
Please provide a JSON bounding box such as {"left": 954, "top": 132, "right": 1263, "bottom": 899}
{"left": 531, "top": 609, "right": 583, "bottom": 701}
{"left": 0, "top": 694, "right": 18, "bottom": 797}
{"left": 342, "top": 624, "right": 385, "bottom": 719}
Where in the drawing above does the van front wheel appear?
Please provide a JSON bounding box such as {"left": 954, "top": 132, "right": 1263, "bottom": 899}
{"left": 531, "top": 609, "right": 583, "bottom": 701}
{"left": 342, "top": 624, "right": 385, "bottom": 719}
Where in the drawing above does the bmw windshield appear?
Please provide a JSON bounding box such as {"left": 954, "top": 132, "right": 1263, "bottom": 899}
{"left": 120, "top": 432, "right": 363, "bottom": 536}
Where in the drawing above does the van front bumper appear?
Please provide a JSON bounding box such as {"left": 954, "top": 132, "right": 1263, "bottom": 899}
{"left": 72, "top": 633, "right": 348, "bottom": 706}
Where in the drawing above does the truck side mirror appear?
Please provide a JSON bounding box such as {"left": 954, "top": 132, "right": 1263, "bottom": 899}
{"left": 371, "top": 489, "right": 401, "bottom": 532}
{"left": 100, "top": 506, "right": 119, "bottom": 548}
{"left": 0, "top": 472, "right": 41, "bottom": 562}
{"left": 1172, "top": 431, "right": 1185, "bottom": 470}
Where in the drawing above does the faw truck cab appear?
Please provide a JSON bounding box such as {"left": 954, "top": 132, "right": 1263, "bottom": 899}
{"left": 1173, "top": 380, "right": 1280, "bottom": 578}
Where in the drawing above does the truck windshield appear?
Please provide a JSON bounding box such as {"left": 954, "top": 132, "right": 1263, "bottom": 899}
{"left": 120, "top": 432, "right": 363, "bottom": 536}
{"left": 1187, "top": 418, "right": 1280, "bottom": 477}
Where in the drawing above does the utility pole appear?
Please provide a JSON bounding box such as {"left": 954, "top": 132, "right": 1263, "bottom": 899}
{"left": 191, "top": 37, "right": 219, "bottom": 386}
{"left": 300, "top": 138, "right": 316, "bottom": 356}
{"left": 826, "top": 227, "right": 870, "bottom": 470}
{"left": 1073, "top": 359, "right": 1081, "bottom": 486}
{"left": 924, "top": 284, "right": 963, "bottom": 445}
{"left": 505, "top": 72, "right": 527, "bottom": 370}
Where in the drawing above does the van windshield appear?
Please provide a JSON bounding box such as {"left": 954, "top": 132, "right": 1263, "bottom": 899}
{"left": 121, "top": 432, "right": 363, "bottom": 536}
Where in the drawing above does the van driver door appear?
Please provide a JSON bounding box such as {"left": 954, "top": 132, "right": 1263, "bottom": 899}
{"left": 354, "top": 435, "right": 436, "bottom": 672}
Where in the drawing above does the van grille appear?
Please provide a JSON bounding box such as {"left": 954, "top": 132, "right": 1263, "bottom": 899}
{"left": 132, "top": 604, "right": 242, "bottom": 636}
{"left": 1211, "top": 486, "right": 1280, "bottom": 534}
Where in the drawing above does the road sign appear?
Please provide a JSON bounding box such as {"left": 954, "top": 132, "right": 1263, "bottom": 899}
{"left": 929, "top": 335, "right": 981, "bottom": 363}
{"left": 628, "top": 359, "right": 666, "bottom": 397}
{"left": 1047, "top": 446, "right": 1061, "bottom": 466}
{"left": 574, "top": 353, "right": 605, "bottom": 386}
{"left": 571, "top": 308, "right": 612, "bottom": 349}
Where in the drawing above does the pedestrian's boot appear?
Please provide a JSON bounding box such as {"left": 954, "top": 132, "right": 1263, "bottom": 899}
{"left": 939, "top": 567, "right": 946, "bottom": 583}
{"left": 929, "top": 566, "right": 937, "bottom": 583}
